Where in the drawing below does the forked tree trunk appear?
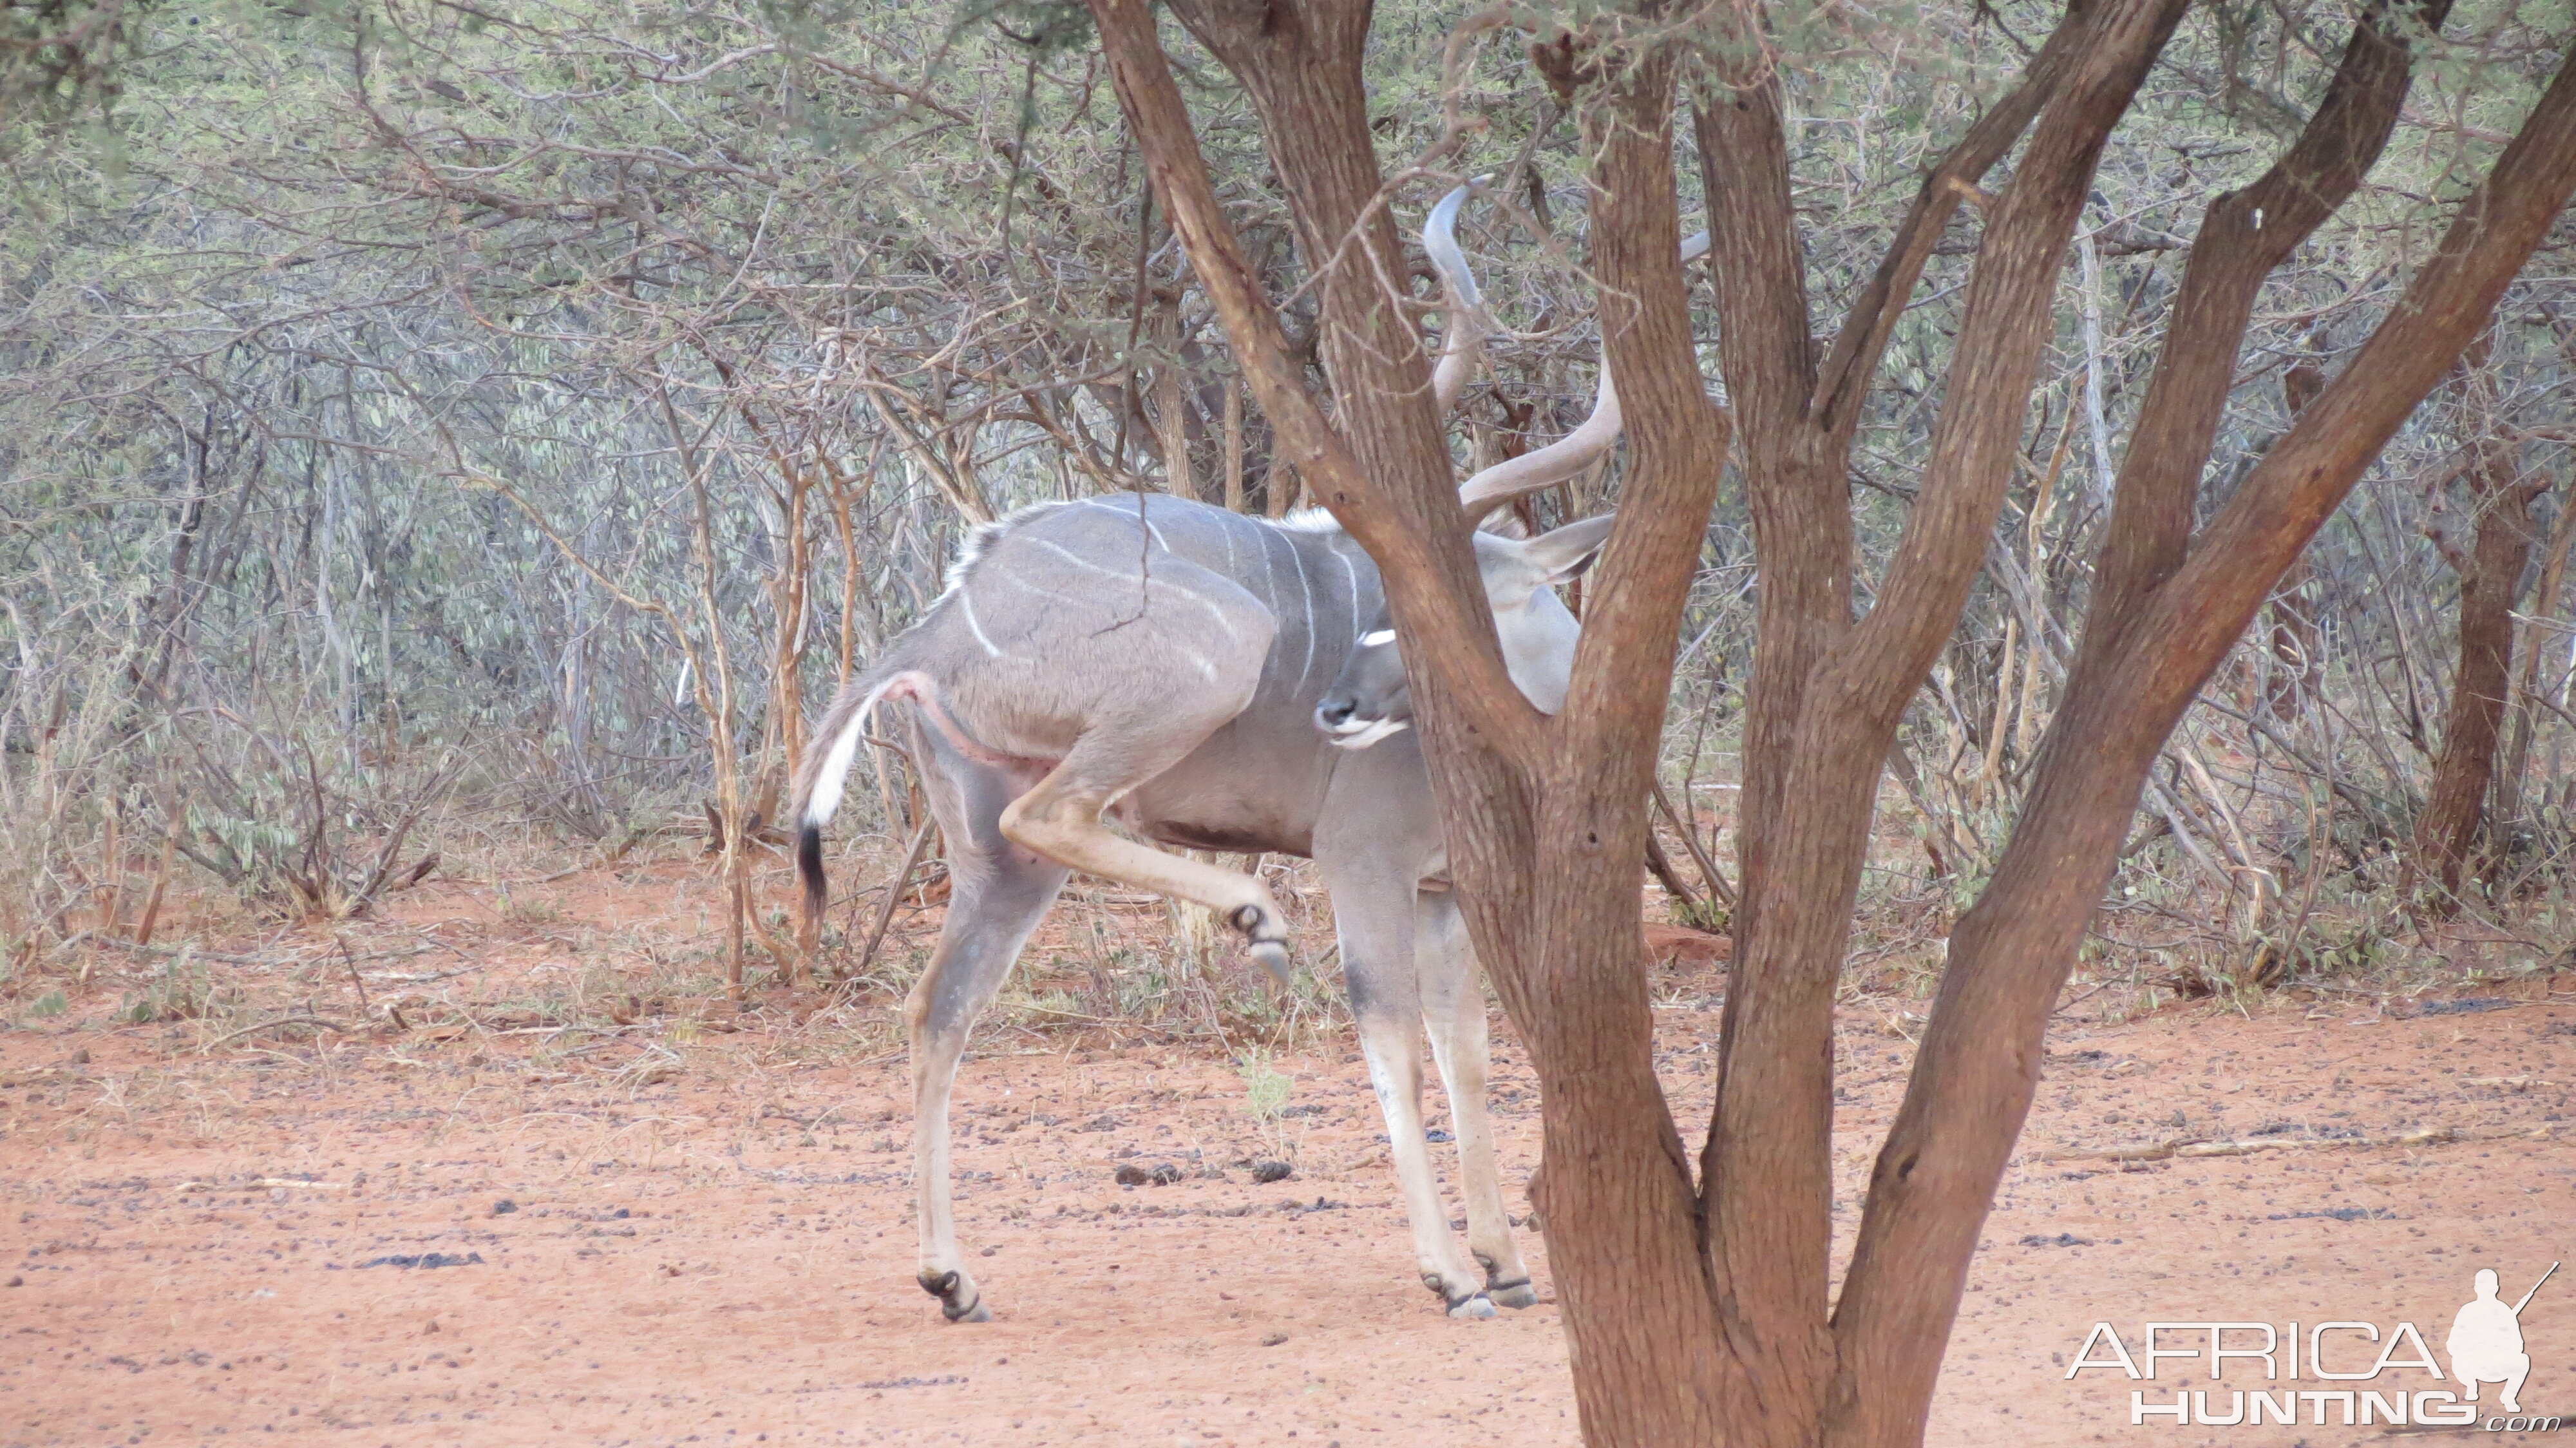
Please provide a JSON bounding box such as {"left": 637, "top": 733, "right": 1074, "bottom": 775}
{"left": 1080, "top": 0, "right": 2576, "bottom": 1442}
{"left": 1831, "top": 41, "right": 2576, "bottom": 1448}
{"left": 1696, "top": 2, "right": 2195, "bottom": 1432}
{"left": 2414, "top": 430, "right": 2548, "bottom": 901}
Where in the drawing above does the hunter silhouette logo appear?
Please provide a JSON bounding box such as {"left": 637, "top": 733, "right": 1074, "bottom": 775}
{"left": 2067, "top": 1261, "right": 2561, "bottom": 1430}
{"left": 2451, "top": 1263, "right": 2555, "bottom": 1415}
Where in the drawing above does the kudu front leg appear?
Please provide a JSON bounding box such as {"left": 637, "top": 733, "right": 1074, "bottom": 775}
{"left": 1354, "top": 1009, "right": 1497, "bottom": 1317}
{"left": 1417, "top": 890, "right": 1535, "bottom": 1307}
{"left": 1324, "top": 867, "right": 1493, "bottom": 1318}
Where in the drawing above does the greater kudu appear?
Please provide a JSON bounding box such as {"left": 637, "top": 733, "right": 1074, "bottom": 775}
{"left": 793, "top": 187, "right": 1705, "bottom": 1322}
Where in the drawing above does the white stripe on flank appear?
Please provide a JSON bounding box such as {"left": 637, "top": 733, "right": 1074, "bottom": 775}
{"left": 1028, "top": 540, "right": 1239, "bottom": 640}
{"left": 1162, "top": 581, "right": 1239, "bottom": 638}
{"left": 958, "top": 587, "right": 1003, "bottom": 658}
{"left": 1086, "top": 496, "right": 1169, "bottom": 551}
{"left": 1034, "top": 537, "right": 1132, "bottom": 579}
{"left": 1289, "top": 538, "right": 1318, "bottom": 686}
{"left": 1334, "top": 547, "right": 1362, "bottom": 638}
{"left": 1251, "top": 524, "right": 1283, "bottom": 620}
{"left": 999, "top": 569, "right": 1089, "bottom": 610}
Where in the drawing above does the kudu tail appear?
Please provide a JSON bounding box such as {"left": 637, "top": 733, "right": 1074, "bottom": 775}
{"left": 791, "top": 663, "right": 918, "bottom": 931}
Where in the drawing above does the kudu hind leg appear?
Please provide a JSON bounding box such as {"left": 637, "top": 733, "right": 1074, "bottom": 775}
{"left": 1417, "top": 890, "right": 1535, "bottom": 1308}
{"left": 999, "top": 744, "right": 1294, "bottom": 976}
{"left": 905, "top": 755, "right": 1071, "bottom": 1322}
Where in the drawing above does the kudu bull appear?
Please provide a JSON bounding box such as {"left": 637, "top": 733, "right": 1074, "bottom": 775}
{"left": 793, "top": 187, "right": 1707, "bottom": 1322}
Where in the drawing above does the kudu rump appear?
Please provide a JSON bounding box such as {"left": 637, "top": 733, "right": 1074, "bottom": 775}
{"left": 793, "top": 189, "right": 1703, "bottom": 1322}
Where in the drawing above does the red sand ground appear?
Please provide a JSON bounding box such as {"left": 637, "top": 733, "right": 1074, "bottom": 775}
{"left": 3, "top": 860, "right": 2572, "bottom": 1447}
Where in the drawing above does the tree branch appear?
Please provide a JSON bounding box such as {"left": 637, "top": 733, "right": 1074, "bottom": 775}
{"left": 1804, "top": 0, "right": 2103, "bottom": 436}
{"left": 2078, "top": 0, "right": 2448, "bottom": 676}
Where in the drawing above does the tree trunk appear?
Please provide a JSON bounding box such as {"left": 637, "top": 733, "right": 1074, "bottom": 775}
{"left": 2414, "top": 433, "right": 2546, "bottom": 900}
{"left": 2495, "top": 477, "right": 2576, "bottom": 828}
{"left": 1508, "top": 45, "right": 1738, "bottom": 1438}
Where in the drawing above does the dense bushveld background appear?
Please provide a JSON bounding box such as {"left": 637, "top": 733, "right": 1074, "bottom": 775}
{"left": 2, "top": 0, "right": 2570, "bottom": 1018}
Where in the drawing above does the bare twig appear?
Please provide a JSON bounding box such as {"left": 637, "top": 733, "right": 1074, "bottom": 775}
{"left": 845, "top": 815, "right": 938, "bottom": 988}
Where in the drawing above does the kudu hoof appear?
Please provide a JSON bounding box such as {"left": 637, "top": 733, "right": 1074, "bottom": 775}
{"left": 1229, "top": 906, "right": 1294, "bottom": 988}
{"left": 1246, "top": 939, "right": 1294, "bottom": 989}
{"left": 1486, "top": 1277, "right": 1539, "bottom": 1310}
{"left": 919, "top": 1269, "right": 988, "bottom": 1323}
{"left": 1429, "top": 1274, "right": 1497, "bottom": 1319}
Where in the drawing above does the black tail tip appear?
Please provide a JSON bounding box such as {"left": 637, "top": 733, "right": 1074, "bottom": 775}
{"left": 798, "top": 824, "right": 826, "bottom": 905}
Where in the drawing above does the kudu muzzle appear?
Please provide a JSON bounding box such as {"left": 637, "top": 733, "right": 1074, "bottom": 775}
{"left": 1312, "top": 511, "right": 1614, "bottom": 752}
{"left": 1316, "top": 627, "right": 1412, "bottom": 750}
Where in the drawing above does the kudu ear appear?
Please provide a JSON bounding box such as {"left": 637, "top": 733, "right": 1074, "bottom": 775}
{"left": 1522, "top": 513, "right": 1617, "bottom": 586}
